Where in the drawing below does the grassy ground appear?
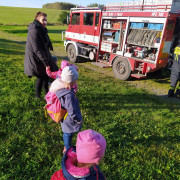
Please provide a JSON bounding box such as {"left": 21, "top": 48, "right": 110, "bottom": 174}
{"left": 0, "top": 6, "right": 180, "bottom": 180}
{"left": 0, "top": 6, "right": 62, "bottom": 25}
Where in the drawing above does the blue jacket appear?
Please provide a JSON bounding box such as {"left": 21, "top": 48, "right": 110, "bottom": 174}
{"left": 61, "top": 147, "right": 106, "bottom": 180}
{"left": 56, "top": 88, "right": 82, "bottom": 133}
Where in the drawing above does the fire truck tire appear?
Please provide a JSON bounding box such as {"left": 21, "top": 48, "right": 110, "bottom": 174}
{"left": 113, "top": 57, "right": 131, "bottom": 80}
{"left": 67, "top": 44, "right": 77, "bottom": 63}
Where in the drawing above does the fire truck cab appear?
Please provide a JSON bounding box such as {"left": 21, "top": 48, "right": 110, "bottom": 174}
{"left": 64, "top": 7, "right": 102, "bottom": 62}
{"left": 64, "top": 0, "right": 180, "bottom": 80}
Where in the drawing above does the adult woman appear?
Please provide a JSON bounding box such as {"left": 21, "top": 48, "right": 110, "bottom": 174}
{"left": 24, "top": 12, "right": 58, "bottom": 98}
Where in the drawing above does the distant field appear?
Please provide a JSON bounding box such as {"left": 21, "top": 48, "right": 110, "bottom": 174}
{"left": 0, "top": 6, "right": 62, "bottom": 25}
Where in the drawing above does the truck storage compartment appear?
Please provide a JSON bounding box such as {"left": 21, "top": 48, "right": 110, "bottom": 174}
{"left": 102, "top": 31, "right": 115, "bottom": 42}
{"left": 131, "top": 22, "right": 144, "bottom": 28}
{"left": 127, "top": 29, "right": 162, "bottom": 47}
{"left": 148, "top": 23, "right": 163, "bottom": 30}
{"left": 114, "top": 31, "right": 120, "bottom": 42}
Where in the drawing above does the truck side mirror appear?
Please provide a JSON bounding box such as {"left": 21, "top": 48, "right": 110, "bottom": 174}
{"left": 67, "top": 15, "right": 70, "bottom": 25}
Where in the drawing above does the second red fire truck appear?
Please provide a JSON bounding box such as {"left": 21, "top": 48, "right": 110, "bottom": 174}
{"left": 63, "top": 0, "right": 180, "bottom": 80}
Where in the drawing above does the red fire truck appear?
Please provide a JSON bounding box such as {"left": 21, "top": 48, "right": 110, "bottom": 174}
{"left": 63, "top": 0, "right": 180, "bottom": 80}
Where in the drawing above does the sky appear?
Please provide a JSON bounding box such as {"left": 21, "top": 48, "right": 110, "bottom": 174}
{"left": 0, "top": 0, "right": 133, "bottom": 8}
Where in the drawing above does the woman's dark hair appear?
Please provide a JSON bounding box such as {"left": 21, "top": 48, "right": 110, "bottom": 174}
{"left": 35, "top": 12, "right": 47, "bottom": 19}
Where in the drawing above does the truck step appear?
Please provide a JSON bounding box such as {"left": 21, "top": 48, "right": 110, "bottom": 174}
{"left": 134, "top": 67, "right": 143, "bottom": 71}
{"left": 78, "top": 54, "right": 89, "bottom": 59}
{"left": 91, "top": 62, "right": 111, "bottom": 68}
{"left": 131, "top": 73, "right": 147, "bottom": 79}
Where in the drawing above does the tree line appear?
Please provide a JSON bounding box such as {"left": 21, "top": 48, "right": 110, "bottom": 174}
{"left": 42, "top": 2, "right": 104, "bottom": 10}
{"left": 42, "top": 2, "right": 76, "bottom": 10}
{"left": 43, "top": 2, "right": 104, "bottom": 25}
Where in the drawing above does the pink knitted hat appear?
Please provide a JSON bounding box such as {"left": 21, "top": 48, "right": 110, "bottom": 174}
{"left": 61, "top": 60, "right": 70, "bottom": 70}
{"left": 76, "top": 129, "right": 106, "bottom": 164}
{"left": 61, "top": 60, "right": 79, "bottom": 71}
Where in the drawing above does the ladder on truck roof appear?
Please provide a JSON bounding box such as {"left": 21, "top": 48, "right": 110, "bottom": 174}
{"left": 105, "top": 0, "right": 179, "bottom": 12}
{"left": 104, "top": 4, "right": 171, "bottom": 12}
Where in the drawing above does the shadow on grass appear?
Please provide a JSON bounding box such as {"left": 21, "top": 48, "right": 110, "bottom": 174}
{"left": 56, "top": 55, "right": 69, "bottom": 61}
{"left": 51, "top": 40, "right": 63, "bottom": 44}
{"left": 0, "top": 38, "right": 25, "bottom": 55}
{"left": 79, "top": 91, "right": 176, "bottom": 111}
{"left": 4, "top": 29, "right": 28, "bottom": 34}
{"left": 79, "top": 89, "right": 180, "bottom": 148}
{"left": 129, "top": 68, "right": 171, "bottom": 83}
{"left": 48, "top": 29, "right": 65, "bottom": 34}
{"left": 3, "top": 28, "right": 66, "bottom": 36}
{"left": 134, "top": 134, "right": 180, "bottom": 145}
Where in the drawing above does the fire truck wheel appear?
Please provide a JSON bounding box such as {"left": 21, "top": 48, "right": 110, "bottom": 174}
{"left": 113, "top": 57, "right": 131, "bottom": 80}
{"left": 67, "top": 44, "right": 77, "bottom": 63}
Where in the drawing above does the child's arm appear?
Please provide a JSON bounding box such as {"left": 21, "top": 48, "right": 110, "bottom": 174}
{"left": 46, "top": 66, "right": 58, "bottom": 79}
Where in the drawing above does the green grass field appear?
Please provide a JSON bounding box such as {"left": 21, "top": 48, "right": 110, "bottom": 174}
{"left": 0, "top": 6, "right": 180, "bottom": 180}
{"left": 0, "top": 6, "right": 61, "bottom": 25}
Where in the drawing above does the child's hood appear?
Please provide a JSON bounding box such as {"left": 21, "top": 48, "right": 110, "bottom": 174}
{"left": 62, "top": 147, "right": 90, "bottom": 179}
{"left": 49, "top": 79, "right": 65, "bottom": 93}
{"left": 56, "top": 88, "right": 74, "bottom": 99}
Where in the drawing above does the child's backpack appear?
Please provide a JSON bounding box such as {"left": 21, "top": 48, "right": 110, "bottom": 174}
{"left": 44, "top": 91, "right": 67, "bottom": 123}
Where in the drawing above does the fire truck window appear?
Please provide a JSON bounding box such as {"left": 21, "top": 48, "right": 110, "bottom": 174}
{"left": 95, "top": 13, "right": 99, "bottom": 26}
{"left": 83, "top": 13, "right": 94, "bottom": 26}
{"left": 71, "top": 13, "right": 80, "bottom": 25}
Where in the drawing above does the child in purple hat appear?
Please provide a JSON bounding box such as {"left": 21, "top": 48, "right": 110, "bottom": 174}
{"left": 51, "top": 129, "right": 107, "bottom": 180}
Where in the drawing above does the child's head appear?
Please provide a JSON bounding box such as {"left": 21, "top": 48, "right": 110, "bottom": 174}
{"left": 61, "top": 66, "right": 79, "bottom": 88}
{"left": 76, "top": 129, "right": 106, "bottom": 165}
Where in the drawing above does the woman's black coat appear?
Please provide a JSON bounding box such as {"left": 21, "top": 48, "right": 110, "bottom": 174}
{"left": 24, "top": 19, "right": 56, "bottom": 77}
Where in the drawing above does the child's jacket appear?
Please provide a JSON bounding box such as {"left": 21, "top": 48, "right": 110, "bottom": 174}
{"left": 51, "top": 147, "right": 106, "bottom": 180}
{"left": 56, "top": 89, "right": 82, "bottom": 133}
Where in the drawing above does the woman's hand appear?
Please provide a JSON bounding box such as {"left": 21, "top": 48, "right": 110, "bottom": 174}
{"left": 46, "top": 66, "right": 50, "bottom": 70}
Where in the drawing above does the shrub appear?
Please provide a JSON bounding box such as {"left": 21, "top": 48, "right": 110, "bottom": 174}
{"left": 43, "top": 2, "right": 76, "bottom": 10}
{"left": 57, "top": 11, "right": 69, "bottom": 25}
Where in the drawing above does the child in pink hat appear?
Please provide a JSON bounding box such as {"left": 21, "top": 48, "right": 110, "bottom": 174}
{"left": 51, "top": 129, "right": 107, "bottom": 180}
{"left": 46, "top": 60, "right": 78, "bottom": 92}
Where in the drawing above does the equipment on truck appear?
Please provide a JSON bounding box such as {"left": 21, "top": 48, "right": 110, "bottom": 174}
{"left": 63, "top": 0, "right": 180, "bottom": 80}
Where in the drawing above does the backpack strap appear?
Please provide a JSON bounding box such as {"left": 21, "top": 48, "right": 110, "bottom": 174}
{"left": 92, "top": 165, "right": 106, "bottom": 180}
{"left": 93, "top": 166, "right": 99, "bottom": 180}
{"left": 44, "top": 105, "right": 48, "bottom": 118}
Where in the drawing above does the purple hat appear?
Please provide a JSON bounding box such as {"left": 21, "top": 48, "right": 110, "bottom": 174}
{"left": 76, "top": 129, "right": 106, "bottom": 164}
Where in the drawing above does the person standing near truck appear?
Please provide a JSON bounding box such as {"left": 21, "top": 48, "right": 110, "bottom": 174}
{"left": 168, "top": 34, "right": 180, "bottom": 98}
{"left": 24, "top": 11, "right": 58, "bottom": 99}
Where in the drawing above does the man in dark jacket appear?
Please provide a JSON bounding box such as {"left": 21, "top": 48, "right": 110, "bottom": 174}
{"left": 24, "top": 11, "right": 58, "bottom": 98}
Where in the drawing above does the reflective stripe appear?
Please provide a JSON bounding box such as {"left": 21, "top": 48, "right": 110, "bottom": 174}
{"left": 174, "top": 47, "right": 180, "bottom": 61}
{"left": 63, "top": 112, "right": 68, "bottom": 120}
{"left": 169, "top": 86, "right": 175, "bottom": 90}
